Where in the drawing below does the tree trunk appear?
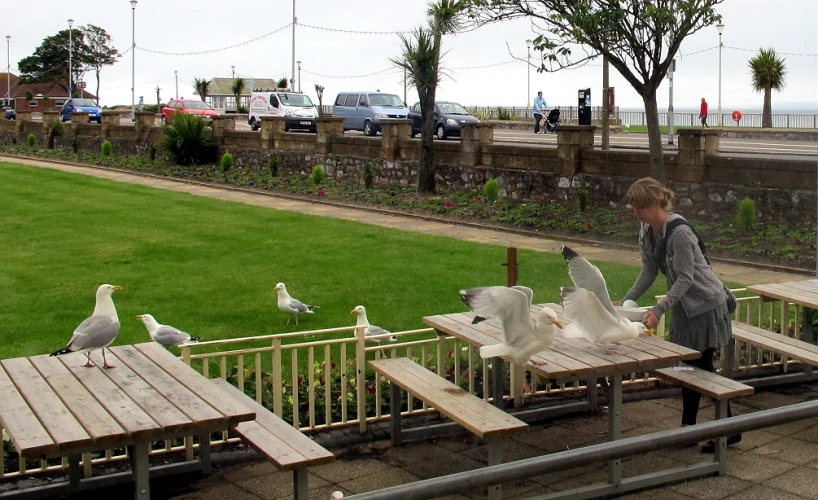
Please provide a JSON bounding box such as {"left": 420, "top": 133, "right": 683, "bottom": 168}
{"left": 762, "top": 87, "right": 772, "bottom": 128}
{"left": 95, "top": 69, "right": 101, "bottom": 105}
{"left": 418, "top": 85, "right": 437, "bottom": 193}
{"left": 642, "top": 91, "right": 665, "bottom": 183}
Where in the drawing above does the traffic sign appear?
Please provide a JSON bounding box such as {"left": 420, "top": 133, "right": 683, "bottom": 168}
{"left": 79, "top": 81, "right": 86, "bottom": 89}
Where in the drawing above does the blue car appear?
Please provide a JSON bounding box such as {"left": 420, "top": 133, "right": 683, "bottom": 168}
{"left": 3, "top": 107, "right": 14, "bottom": 120}
{"left": 60, "top": 98, "right": 102, "bottom": 123}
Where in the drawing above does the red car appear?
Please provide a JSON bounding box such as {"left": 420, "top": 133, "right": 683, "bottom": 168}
{"left": 162, "top": 99, "right": 219, "bottom": 124}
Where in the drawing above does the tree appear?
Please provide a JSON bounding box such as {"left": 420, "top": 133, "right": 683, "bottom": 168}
{"left": 81, "top": 25, "right": 120, "bottom": 105}
{"left": 314, "top": 84, "right": 325, "bottom": 116}
{"left": 464, "top": 0, "right": 724, "bottom": 183}
{"left": 276, "top": 77, "right": 289, "bottom": 89}
{"left": 18, "top": 29, "right": 88, "bottom": 89}
{"left": 193, "top": 78, "right": 211, "bottom": 103}
{"left": 392, "top": 0, "right": 465, "bottom": 193}
{"left": 748, "top": 48, "right": 786, "bottom": 129}
{"left": 231, "top": 77, "right": 245, "bottom": 112}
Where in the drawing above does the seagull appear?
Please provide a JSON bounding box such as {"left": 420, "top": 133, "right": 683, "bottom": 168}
{"left": 351, "top": 305, "right": 396, "bottom": 343}
{"left": 274, "top": 283, "right": 317, "bottom": 325}
{"left": 137, "top": 314, "right": 201, "bottom": 347}
{"left": 50, "top": 284, "right": 122, "bottom": 368}
{"left": 471, "top": 285, "right": 534, "bottom": 324}
{"left": 459, "top": 286, "right": 563, "bottom": 366}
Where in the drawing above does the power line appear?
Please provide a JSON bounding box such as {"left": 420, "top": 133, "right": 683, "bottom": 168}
{"left": 299, "top": 23, "right": 412, "bottom": 35}
{"left": 301, "top": 67, "right": 402, "bottom": 79}
{"left": 137, "top": 23, "right": 291, "bottom": 56}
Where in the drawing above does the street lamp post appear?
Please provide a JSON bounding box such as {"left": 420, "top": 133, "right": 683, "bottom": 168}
{"left": 67, "top": 19, "right": 73, "bottom": 97}
{"left": 174, "top": 70, "right": 178, "bottom": 99}
{"left": 231, "top": 65, "right": 235, "bottom": 78}
{"left": 525, "top": 39, "right": 532, "bottom": 116}
{"left": 297, "top": 60, "right": 301, "bottom": 93}
{"left": 716, "top": 23, "right": 724, "bottom": 127}
{"left": 130, "top": 0, "right": 137, "bottom": 121}
{"left": 291, "top": 0, "right": 296, "bottom": 92}
{"left": 5, "top": 35, "right": 9, "bottom": 107}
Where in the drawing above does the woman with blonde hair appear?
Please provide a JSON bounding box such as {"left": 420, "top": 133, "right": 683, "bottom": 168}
{"left": 617, "top": 177, "right": 739, "bottom": 453}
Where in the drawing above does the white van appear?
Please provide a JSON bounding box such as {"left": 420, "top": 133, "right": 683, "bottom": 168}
{"left": 248, "top": 91, "right": 318, "bottom": 132}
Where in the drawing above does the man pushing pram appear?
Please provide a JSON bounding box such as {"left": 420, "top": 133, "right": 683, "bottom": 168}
{"left": 540, "top": 108, "right": 560, "bottom": 133}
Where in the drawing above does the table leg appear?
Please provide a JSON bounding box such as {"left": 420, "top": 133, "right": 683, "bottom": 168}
{"left": 715, "top": 400, "right": 728, "bottom": 475}
{"left": 68, "top": 454, "right": 81, "bottom": 487}
{"left": 198, "top": 433, "right": 212, "bottom": 474}
{"left": 487, "top": 439, "right": 502, "bottom": 500}
{"left": 606, "top": 374, "right": 622, "bottom": 487}
{"left": 587, "top": 378, "right": 598, "bottom": 411}
{"left": 293, "top": 468, "right": 309, "bottom": 500}
{"left": 492, "top": 356, "right": 504, "bottom": 409}
{"left": 129, "top": 442, "right": 150, "bottom": 499}
{"left": 724, "top": 338, "right": 736, "bottom": 379}
{"left": 803, "top": 307, "right": 814, "bottom": 376}
{"left": 391, "top": 382, "right": 402, "bottom": 446}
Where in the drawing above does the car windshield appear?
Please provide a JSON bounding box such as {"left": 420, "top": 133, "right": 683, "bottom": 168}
{"left": 73, "top": 99, "right": 97, "bottom": 107}
{"left": 439, "top": 103, "right": 469, "bottom": 115}
{"left": 368, "top": 94, "right": 403, "bottom": 107}
{"left": 278, "top": 93, "right": 314, "bottom": 107}
{"left": 183, "top": 101, "right": 213, "bottom": 110}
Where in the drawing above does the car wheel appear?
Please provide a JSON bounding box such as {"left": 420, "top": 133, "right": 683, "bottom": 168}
{"left": 364, "top": 120, "right": 375, "bottom": 136}
{"left": 435, "top": 124, "right": 447, "bottom": 140}
{"left": 249, "top": 118, "right": 258, "bottom": 131}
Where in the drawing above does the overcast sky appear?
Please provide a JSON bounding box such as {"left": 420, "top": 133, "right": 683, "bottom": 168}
{"left": 5, "top": 0, "right": 817, "bottom": 112}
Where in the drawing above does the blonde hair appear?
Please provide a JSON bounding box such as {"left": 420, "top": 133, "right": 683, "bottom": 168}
{"left": 626, "top": 177, "right": 675, "bottom": 211}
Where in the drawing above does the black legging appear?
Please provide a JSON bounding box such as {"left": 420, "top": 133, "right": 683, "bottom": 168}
{"left": 681, "top": 348, "right": 733, "bottom": 425}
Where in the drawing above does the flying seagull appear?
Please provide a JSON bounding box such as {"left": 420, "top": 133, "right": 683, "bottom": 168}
{"left": 137, "top": 314, "right": 201, "bottom": 347}
{"left": 274, "top": 282, "right": 317, "bottom": 325}
{"left": 50, "top": 284, "right": 122, "bottom": 368}
{"left": 460, "top": 286, "right": 563, "bottom": 366}
{"left": 351, "top": 305, "right": 396, "bottom": 343}
{"left": 471, "top": 285, "right": 534, "bottom": 324}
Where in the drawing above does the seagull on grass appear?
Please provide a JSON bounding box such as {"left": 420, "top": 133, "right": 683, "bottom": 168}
{"left": 137, "top": 314, "right": 201, "bottom": 347}
{"left": 460, "top": 286, "right": 563, "bottom": 366}
{"left": 275, "top": 283, "right": 317, "bottom": 325}
{"left": 50, "top": 284, "right": 122, "bottom": 368}
{"left": 351, "top": 305, "right": 396, "bottom": 343}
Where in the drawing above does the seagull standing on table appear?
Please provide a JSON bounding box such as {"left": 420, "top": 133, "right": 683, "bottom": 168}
{"left": 459, "top": 286, "right": 563, "bottom": 366}
{"left": 560, "top": 245, "right": 653, "bottom": 354}
{"left": 275, "top": 282, "right": 317, "bottom": 325}
{"left": 471, "top": 285, "right": 534, "bottom": 324}
{"left": 50, "top": 284, "right": 122, "bottom": 368}
{"left": 137, "top": 314, "right": 201, "bottom": 347}
{"left": 351, "top": 305, "right": 396, "bottom": 343}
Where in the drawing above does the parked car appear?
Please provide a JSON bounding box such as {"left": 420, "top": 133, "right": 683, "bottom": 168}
{"left": 60, "top": 98, "right": 102, "bottom": 123}
{"left": 162, "top": 99, "right": 219, "bottom": 124}
{"left": 247, "top": 91, "right": 317, "bottom": 132}
{"left": 408, "top": 101, "right": 479, "bottom": 140}
{"left": 331, "top": 91, "right": 409, "bottom": 136}
{"left": 3, "top": 106, "right": 14, "bottom": 120}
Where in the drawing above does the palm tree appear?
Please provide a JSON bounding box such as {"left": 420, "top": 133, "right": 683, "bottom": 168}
{"left": 276, "top": 77, "right": 289, "bottom": 90}
{"left": 391, "top": 0, "right": 464, "bottom": 193}
{"left": 193, "top": 78, "right": 212, "bottom": 103}
{"left": 314, "top": 84, "right": 325, "bottom": 116}
{"left": 231, "top": 77, "right": 245, "bottom": 112}
{"left": 748, "top": 48, "right": 786, "bottom": 128}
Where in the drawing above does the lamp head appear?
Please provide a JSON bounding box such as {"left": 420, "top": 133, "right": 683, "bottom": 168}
{"left": 5, "top": 35, "right": 9, "bottom": 42}
{"left": 526, "top": 39, "right": 532, "bottom": 48}
{"left": 67, "top": 19, "right": 74, "bottom": 28}
{"left": 130, "top": 0, "right": 138, "bottom": 8}
{"left": 716, "top": 23, "right": 724, "bottom": 35}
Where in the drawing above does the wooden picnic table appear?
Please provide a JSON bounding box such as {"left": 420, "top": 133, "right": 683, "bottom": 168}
{"left": 747, "top": 279, "right": 818, "bottom": 343}
{"left": 0, "top": 342, "right": 255, "bottom": 499}
{"left": 423, "top": 304, "right": 706, "bottom": 499}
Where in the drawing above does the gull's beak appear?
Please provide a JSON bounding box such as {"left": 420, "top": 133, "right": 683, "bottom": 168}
{"left": 552, "top": 319, "right": 564, "bottom": 329}
{"left": 350, "top": 309, "right": 356, "bottom": 314}
{"left": 645, "top": 329, "right": 656, "bottom": 337}
{"left": 112, "top": 286, "right": 123, "bottom": 291}
{"left": 136, "top": 315, "right": 143, "bottom": 320}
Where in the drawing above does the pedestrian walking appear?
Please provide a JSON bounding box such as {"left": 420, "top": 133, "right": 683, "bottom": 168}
{"left": 699, "top": 97, "right": 709, "bottom": 127}
{"left": 532, "top": 91, "right": 546, "bottom": 134}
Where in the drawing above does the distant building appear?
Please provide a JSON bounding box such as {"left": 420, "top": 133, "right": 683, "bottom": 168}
{"left": 204, "top": 77, "right": 282, "bottom": 112}
{"left": 0, "top": 73, "right": 98, "bottom": 112}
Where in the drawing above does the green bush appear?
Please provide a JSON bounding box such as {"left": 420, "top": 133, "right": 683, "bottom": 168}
{"left": 220, "top": 152, "right": 234, "bottom": 171}
{"left": 311, "top": 164, "right": 325, "bottom": 184}
{"left": 47, "top": 122, "right": 64, "bottom": 149}
{"left": 237, "top": 105, "right": 248, "bottom": 114}
{"left": 363, "top": 161, "right": 379, "bottom": 189}
{"left": 483, "top": 178, "right": 499, "bottom": 203}
{"left": 496, "top": 107, "right": 517, "bottom": 121}
{"left": 71, "top": 136, "right": 81, "bottom": 153}
{"left": 737, "top": 197, "right": 757, "bottom": 231}
{"left": 101, "top": 140, "right": 113, "bottom": 157}
{"left": 148, "top": 145, "right": 157, "bottom": 161}
{"left": 26, "top": 134, "right": 36, "bottom": 147}
{"left": 269, "top": 154, "right": 280, "bottom": 176}
{"left": 159, "top": 112, "right": 218, "bottom": 166}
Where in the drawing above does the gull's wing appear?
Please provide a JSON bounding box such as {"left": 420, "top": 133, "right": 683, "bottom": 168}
{"left": 510, "top": 286, "right": 534, "bottom": 305}
{"left": 562, "top": 246, "right": 617, "bottom": 317}
{"left": 460, "top": 287, "right": 533, "bottom": 346}
{"left": 560, "top": 287, "right": 622, "bottom": 345}
{"left": 69, "top": 316, "right": 121, "bottom": 350}
{"left": 288, "top": 298, "right": 312, "bottom": 313}
{"left": 153, "top": 325, "right": 191, "bottom": 346}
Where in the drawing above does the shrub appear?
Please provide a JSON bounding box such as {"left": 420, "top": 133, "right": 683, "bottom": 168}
{"left": 47, "top": 122, "right": 64, "bottom": 149}
{"left": 71, "top": 136, "right": 81, "bottom": 153}
{"left": 237, "top": 105, "right": 248, "bottom": 114}
{"left": 26, "top": 134, "right": 36, "bottom": 147}
{"left": 220, "top": 152, "right": 234, "bottom": 171}
{"left": 483, "top": 178, "right": 499, "bottom": 203}
{"left": 737, "top": 197, "right": 757, "bottom": 231}
{"left": 101, "top": 140, "right": 113, "bottom": 157}
{"left": 148, "top": 145, "right": 157, "bottom": 161}
{"left": 363, "top": 161, "right": 379, "bottom": 189}
{"left": 159, "top": 112, "right": 218, "bottom": 166}
{"left": 496, "top": 107, "right": 517, "bottom": 121}
{"left": 269, "top": 154, "right": 280, "bottom": 176}
{"left": 311, "top": 164, "right": 325, "bottom": 184}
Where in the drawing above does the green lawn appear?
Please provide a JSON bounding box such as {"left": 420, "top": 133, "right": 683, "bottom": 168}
{"left": 0, "top": 162, "right": 667, "bottom": 360}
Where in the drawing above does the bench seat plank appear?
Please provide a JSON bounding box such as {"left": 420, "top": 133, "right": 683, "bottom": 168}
{"left": 134, "top": 343, "right": 255, "bottom": 425}
{"left": 28, "top": 355, "right": 127, "bottom": 449}
{"left": 1, "top": 358, "right": 93, "bottom": 453}
{"left": 732, "top": 322, "right": 818, "bottom": 366}
{"left": 0, "top": 364, "right": 55, "bottom": 458}
{"left": 211, "top": 378, "right": 335, "bottom": 470}
{"left": 653, "top": 367, "right": 754, "bottom": 400}
{"left": 370, "top": 358, "right": 528, "bottom": 440}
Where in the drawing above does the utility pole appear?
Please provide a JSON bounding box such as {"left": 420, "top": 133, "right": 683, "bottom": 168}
{"left": 668, "top": 59, "right": 675, "bottom": 145}
{"left": 601, "top": 41, "right": 609, "bottom": 150}
{"left": 291, "top": 0, "right": 296, "bottom": 92}
{"left": 174, "top": 70, "right": 178, "bottom": 99}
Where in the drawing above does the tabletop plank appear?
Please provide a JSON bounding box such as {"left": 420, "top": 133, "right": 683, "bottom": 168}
{"left": 133, "top": 343, "right": 255, "bottom": 425}
{"left": 0, "top": 358, "right": 93, "bottom": 453}
{"left": 29, "top": 355, "right": 127, "bottom": 449}
{"left": 97, "top": 350, "right": 194, "bottom": 435}
{"left": 0, "top": 364, "right": 55, "bottom": 458}
{"left": 748, "top": 282, "right": 818, "bottom": 308}
{"left": 111, "top": 345, "right": 224, "bottom": 427}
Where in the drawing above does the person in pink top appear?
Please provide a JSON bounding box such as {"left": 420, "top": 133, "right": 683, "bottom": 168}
{"left": 699, "top": 98, "right": 709, "bottom": 127}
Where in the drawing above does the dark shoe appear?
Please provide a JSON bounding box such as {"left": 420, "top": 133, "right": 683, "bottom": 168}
{"left": 700, "top": 434, "right": 742, "bottom": 453}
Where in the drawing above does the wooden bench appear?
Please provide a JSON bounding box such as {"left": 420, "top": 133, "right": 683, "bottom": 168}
{"left": 731, "top": 321, "right": 818, "bottom": 372}
{"left": 211, "top": 378, "right": 335, "bottom": 500}
{"left": 369, "top": 357, "right": 528, "bottom": 500}
{"left": 653, "top": 365, "right": 754, "bottom": 473}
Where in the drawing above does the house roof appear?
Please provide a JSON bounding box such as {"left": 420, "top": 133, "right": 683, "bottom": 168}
{"left": 206, "top": 77, "right": 284, "bottom": 96}
{"left": 0, "top": 74, "right": 98, "bottom": 101}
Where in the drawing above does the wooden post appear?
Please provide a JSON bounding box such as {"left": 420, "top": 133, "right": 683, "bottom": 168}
{"left": 504, "top": 247, "right": 518, "bottom": 287}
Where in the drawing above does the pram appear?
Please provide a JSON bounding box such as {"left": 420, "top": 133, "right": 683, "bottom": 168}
{"left": 544, "top": 108, "right": 560, "bottom": 133}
